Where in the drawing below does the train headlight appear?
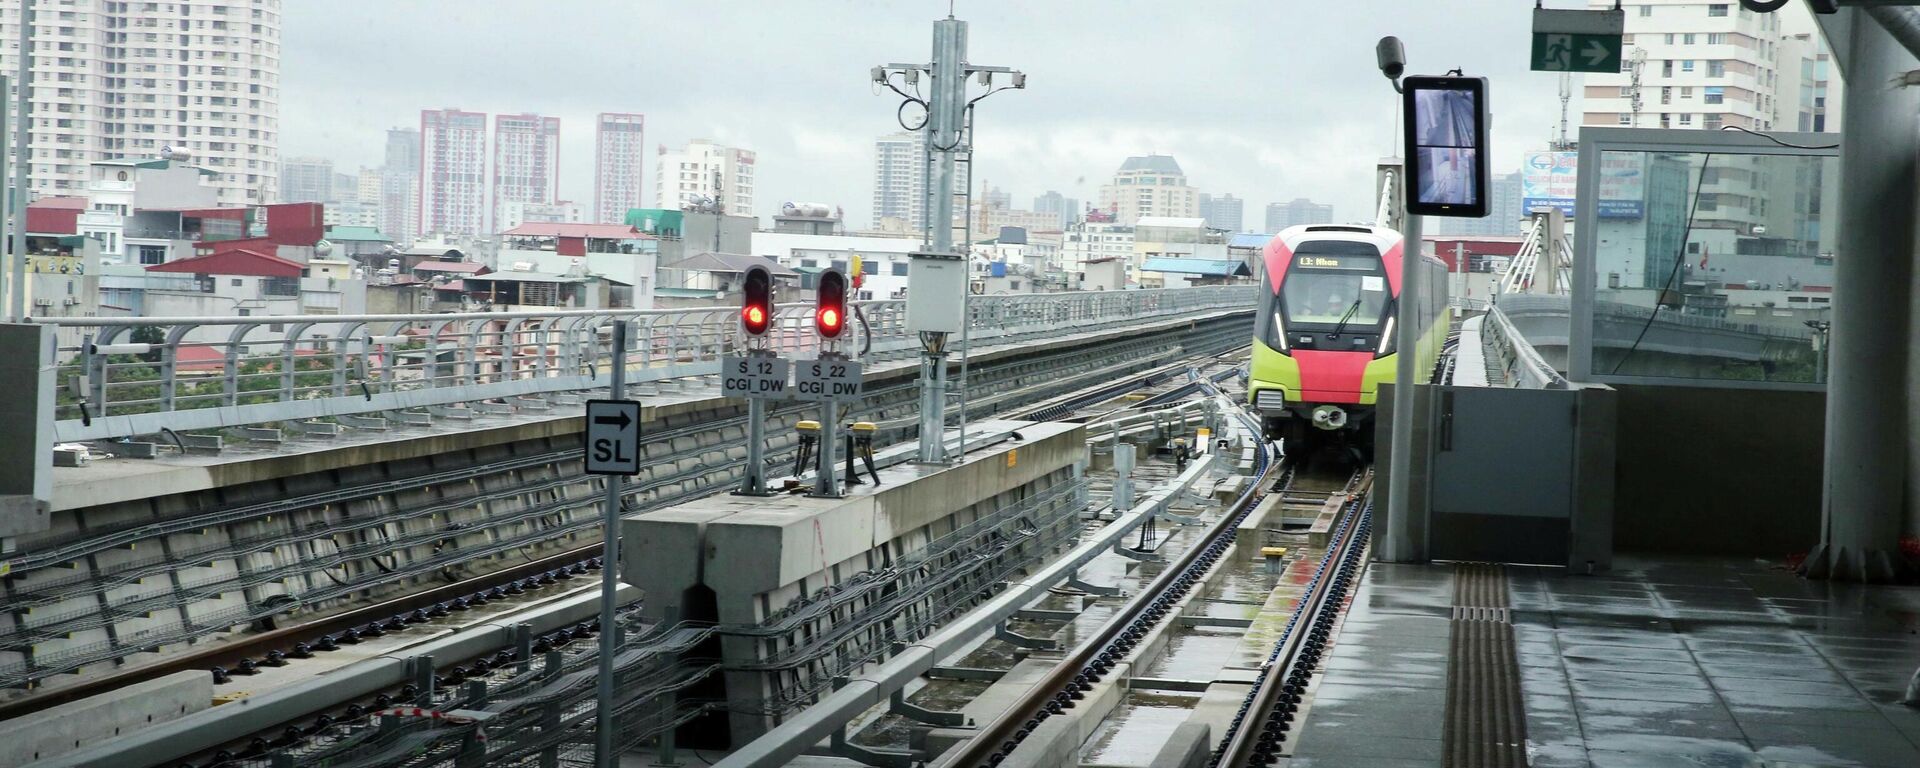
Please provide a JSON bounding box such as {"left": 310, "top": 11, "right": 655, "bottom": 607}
{"left": 1375, "top": 316, "right": 1397, "bottom": 358}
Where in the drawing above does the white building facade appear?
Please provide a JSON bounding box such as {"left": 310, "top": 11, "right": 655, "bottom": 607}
{"left": 1060, "top": 219, "right": 1135, "bottom": 288}
{"left": 280, "top": 156, "right": 332, "bottom": 204}
{"left": 0, "top": 0, "right": 281, "bottom": 204}
{"left": 420, "top": 108, "right": 487, "bottom": 236}
{"left": 594, "top": 112, "right": 645, "bottom": 224}
{"left": 656, "top": 139, "right": 755, "bottom": 215}
{"left": 498, "top": 200, "right": 585, "bottom": 232}
{"left": 1097, "top": 155, "right": 1198, "bottom": 225}
{"left": 492, "top": 113, "right": 561, "bottom": 234}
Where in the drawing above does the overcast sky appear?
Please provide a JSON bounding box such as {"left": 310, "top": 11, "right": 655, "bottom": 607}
{"left": 282, "top": 1, "right": 1587, "bottom": 228}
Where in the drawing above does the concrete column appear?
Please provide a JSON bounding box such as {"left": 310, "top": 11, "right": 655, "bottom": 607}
{"left": 0, "top": 323, "right": 53, "bottom": 544}
{"left": 1813, "top": 11, "right": 1916, "bottom": 581}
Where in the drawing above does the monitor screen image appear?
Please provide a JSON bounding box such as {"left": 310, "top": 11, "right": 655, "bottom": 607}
{"left": 1403, "top": 76, "right": 1490, "bottom": 217}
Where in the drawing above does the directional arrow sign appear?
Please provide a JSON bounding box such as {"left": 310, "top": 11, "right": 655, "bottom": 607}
{"left": 1531, "top": 7, "right": 1624, "bottom": 74}
{"left": 584, "top": 399, "right": 641, "bottom": 476}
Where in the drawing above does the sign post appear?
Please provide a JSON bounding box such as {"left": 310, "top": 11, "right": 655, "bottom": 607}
{"left": 1530, "top": 7, "right": 1625, "bottom": 74}
{"left": 723, "top": 351, "right": 789, "bottom": 495}
{"left": 585, "top": 321, "right": 639, "bottom": 768}
{"left": 797, "top": 355, "right": 862, "bottom": 498}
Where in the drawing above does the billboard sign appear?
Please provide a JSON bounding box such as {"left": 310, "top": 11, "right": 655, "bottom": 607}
{"left": 1596, "top": 152, "right": 1644, "bottom": 218}
{"left": 1522, "top": 150, "right": 1645, "bottom": 219}
{"left": 1522, "top": 151, "right": 1578, "bottom": 216}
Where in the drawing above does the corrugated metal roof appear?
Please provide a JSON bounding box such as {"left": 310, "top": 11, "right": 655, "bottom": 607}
{"left": 1229, "top": 233, "right": 1275, "bottom": 249}
{"left": 144, "top": 247, "right": 304, "bottom": 277}
{"left": 1140, "top": 257, "right": 1250, "bottom": 277}
{"left": 1135, "top": 216, "right": 1207, "bottom": 228}
{"left": 464, "top": 271, "right": 588, "bottom": 284}
{"left": 326, "top": 225, "right": 392, "bottom": 242}
{"left": 663, "top": 252, "right": 799, "bottom": 277}
{"left": 412, "top": 261, "right": 490, "bottom": 274}
{"left": 502, "top": 222, "right": 647, "bottom": 240}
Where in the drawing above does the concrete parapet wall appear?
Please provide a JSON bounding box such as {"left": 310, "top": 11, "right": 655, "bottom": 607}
{"left": 0, "top": 669, "right": 209, "bottom": 767}
{"left": 625, "top": 421, "right": 1087, "bottom": 743}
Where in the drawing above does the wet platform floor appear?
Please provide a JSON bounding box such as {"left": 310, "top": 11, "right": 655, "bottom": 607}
{"left": 1290, "top": 555, "right": 1920, "bottom": 768}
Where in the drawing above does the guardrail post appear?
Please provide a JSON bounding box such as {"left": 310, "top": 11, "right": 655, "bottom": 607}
{"left": 413, "top": 654, "right": 436, "bottom": 706}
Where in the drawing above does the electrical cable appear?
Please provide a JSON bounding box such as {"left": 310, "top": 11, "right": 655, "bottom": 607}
{"left": 1609, "top": 152, "right": 1713, "bottom": 375}
{"left": 1718, "top": 124, "right": 1838, "bottom": 150}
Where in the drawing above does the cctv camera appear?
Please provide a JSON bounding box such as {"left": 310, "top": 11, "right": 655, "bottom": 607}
{"left": 870, "top": 67, "right": 886, "bottom": 84}
{"left": 1377, "top": 37, "right": 1406, "bottom": 82}
{"left": 1012, "top": 72, "right": 1027, "bottom": 89}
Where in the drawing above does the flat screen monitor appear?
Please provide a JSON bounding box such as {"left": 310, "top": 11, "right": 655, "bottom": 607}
{"left": 1403, "top": 75, "right": 1491, "bottom": 218}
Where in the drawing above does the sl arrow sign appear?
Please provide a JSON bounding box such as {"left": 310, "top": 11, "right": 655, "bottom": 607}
{"left": 584, "top": 399, "right": 641, "bottom": 476}
{"left": 1531, "top": 7, "right": 1624, "bottom": 74}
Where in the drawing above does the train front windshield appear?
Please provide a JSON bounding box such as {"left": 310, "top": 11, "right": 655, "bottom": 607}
{"left": 1279, "top": 243, "right": 1389, "bottom": 329}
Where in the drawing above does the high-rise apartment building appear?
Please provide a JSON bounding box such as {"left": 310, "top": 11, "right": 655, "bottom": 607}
{"left": 1032, "top": 191, "right": 1079, "bottom": 229}
{"left": 1097, "top": 155, "right": 1198, "bottom": 225}
{"left": 1579, "top": 0, "right": 1839, "bottom": 247}
{"left": 381, "top": 127, "right": 421, "bottom": 244}
{"left": 0, "top": 0, "right": 282, "bottom": 204}
{"left": 491, "top": 113, "right": 561, "bottom": 233}
{"left": 1198, "top": 193, "right": 1245, "bottom": 232}
{"left": 280, "top": 157, "right": 334, "bottom": 204}
{"left": 1433, "top": 171, "right": 1525, "bottom": 237}
{"left": 871, "top": 130, "right": 970, "bottom": 232}
{"left": 419, "top": 108, "right": 488, "bottom": 236}
{"left": 356, "top": 167, "right": 382, "bottom": 206}
{"left": 872, "top": 132, "right": 920, "bottom": 228}
{"left": 656, "top": 140, "right": 755, "bottom": 215}
{"left": 595, "top": 113, "right": 645, "bottom": 224}
{"left": 1264, "top": 198, "right": 1333, "bottom": 233}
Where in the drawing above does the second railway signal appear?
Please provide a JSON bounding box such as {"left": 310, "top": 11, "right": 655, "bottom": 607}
{"left": 815, "top": 268, "right": 847, "bottom": 340}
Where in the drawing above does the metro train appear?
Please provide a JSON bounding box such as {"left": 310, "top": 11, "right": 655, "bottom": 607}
{"left": 1247, "top": 224, "right": 1449, "bottom": 458}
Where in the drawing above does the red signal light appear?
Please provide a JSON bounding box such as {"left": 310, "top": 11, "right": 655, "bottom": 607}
{"left": 741, "top": 266, "right": 773, "bottom": 336}
{"left": 815, "top": 269, "right": 847, "bottom": 340}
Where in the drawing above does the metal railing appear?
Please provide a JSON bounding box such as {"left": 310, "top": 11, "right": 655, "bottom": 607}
{"left": 36, "top": 286, "right": 1257, "bottom": 443}
{"left": 1482, "top": 303, "right": 1569, "bottom": 389}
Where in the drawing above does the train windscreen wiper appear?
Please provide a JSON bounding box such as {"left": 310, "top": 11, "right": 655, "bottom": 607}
{"left": 1328, "top": 298, "right": 1363, "bottom": 339}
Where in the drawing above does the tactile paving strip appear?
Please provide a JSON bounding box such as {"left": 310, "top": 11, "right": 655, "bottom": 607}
{"left": 1443, "top": 562, "right": 1527, "bottom": 768}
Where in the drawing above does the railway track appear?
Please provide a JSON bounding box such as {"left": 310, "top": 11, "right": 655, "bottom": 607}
{"left": 944, "top": 383, "right": 1277, "bottom": 767}
{"left": 1212, "top": 467, "right": 1373, "bottom": 767}
{"left": 3, "top": 329, "right": 1239, "bottom": 703}
{"left": 934, "top": 401, "right": 1374, "bottom": 766}
{"left": 27, "top": 347, "right": 1252, "bottom": 768}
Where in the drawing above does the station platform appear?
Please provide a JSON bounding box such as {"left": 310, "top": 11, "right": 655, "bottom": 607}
{"left": 1292, "top": 556, "right": 1920, "bottom": 768}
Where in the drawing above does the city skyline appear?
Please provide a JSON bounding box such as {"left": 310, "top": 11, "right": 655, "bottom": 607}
{"left": 276, "top": 1, "right": 1580, "bottom": 227}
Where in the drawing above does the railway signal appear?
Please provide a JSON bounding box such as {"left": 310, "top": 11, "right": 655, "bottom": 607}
{"left": 816, "top": 269, "right": 847, "bottom": 340}
{"left": 741, "top": 265, "right": 773, "bottom": 337}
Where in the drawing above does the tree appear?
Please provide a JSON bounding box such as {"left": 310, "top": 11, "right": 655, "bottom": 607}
{"left": 129, "top": 325, "right": 165, "bottom": 363}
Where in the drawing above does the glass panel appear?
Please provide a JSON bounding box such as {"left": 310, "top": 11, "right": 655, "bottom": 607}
{"left": 1586, "top": 149, "right": 1837, "bottom": 385}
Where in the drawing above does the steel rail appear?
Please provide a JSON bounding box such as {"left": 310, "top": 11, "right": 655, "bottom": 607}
{"left": 945, "top": 391, "right": 1276, "bottom": 767}
{"left": 1213, "top": 469, "right": 1374, "bottom": 767}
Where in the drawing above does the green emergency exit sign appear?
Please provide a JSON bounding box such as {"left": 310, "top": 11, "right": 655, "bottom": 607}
{"left": 1531, "top": 8, "right": 1625, "bottom": 74}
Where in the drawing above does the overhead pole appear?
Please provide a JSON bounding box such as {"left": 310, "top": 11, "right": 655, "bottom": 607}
{"left": 8, "top": 0, "right": 26, "bottom": 321}
{"left": 873, "top": 15, "right": 1024, "bottom": 465}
